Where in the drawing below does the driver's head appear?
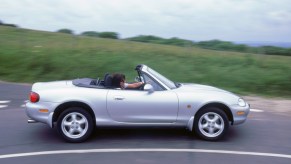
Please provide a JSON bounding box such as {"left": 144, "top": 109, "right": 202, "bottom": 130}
{"left": 112, "top": 73, "right": 125, "bottom": 88}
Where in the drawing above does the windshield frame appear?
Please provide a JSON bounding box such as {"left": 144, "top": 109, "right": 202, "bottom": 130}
{"left": 146, "top": 67, "right": 177, "bottom": 90}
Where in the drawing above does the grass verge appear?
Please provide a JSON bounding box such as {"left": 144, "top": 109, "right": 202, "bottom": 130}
{"left": 0, "top": 26, "right": 291, "bottom": 97}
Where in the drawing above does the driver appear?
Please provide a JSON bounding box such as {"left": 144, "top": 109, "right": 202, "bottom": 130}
{"left": 112, "top": 73, "right": 144, "bottom": 89}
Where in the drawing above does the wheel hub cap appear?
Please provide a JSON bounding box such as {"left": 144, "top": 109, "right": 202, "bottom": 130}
{"left": 61, "top": 112, "right": 89, "bottom": 139}
{"left": 198, "top": 112, "right": 225, "bottom": 138}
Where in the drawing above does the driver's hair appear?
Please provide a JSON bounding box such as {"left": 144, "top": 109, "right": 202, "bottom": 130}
{"left": 112, "top": 73, "right": 125, "bottom": 88}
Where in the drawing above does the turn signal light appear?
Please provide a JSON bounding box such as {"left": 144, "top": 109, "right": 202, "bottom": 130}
{"left": 39, "top": 109, "right": 49, "bottom": 113}
{"left": 237, "top": 111, "right": 245, "bottom": 115}
{"left": 30, "top": 92, "right": 40, "bottom": 103}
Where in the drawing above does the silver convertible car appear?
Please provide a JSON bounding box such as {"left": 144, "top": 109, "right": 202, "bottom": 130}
{"left": 26, "top": 64, "right": 250, "bottom": 142}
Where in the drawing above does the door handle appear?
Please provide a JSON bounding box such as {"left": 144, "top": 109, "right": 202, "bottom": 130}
{"left": 114, "top": 96, "right": 125, "bottom": 100}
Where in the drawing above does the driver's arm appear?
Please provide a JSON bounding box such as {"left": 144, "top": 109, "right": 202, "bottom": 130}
{"left": 124, "top": 82, "right": 144, "bottom": 89}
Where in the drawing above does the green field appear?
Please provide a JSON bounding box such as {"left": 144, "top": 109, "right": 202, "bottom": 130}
{"left": 0, "top": 26, "right": 291, "bottom": 97}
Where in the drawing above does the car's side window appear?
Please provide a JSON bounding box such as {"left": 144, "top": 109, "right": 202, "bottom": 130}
{"left": 142, "top": 73, "right": 164, "bottom": 91}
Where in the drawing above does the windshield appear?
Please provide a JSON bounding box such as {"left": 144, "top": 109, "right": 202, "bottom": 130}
{"left": 147, "top": 67, "right": 177, "bottom": 89}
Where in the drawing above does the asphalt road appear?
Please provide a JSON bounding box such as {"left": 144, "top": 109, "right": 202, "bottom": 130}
{"left": 0, "top": 81, "right": 290, "bottom": 164}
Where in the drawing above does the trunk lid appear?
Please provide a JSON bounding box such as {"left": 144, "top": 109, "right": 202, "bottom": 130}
{"left": 32, "top": 80, "right": 73, "bottom": 91}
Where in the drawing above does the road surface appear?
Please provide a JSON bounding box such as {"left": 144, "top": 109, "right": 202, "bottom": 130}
{"left": 0, "top": 81, "right": 290, "bottom": 164}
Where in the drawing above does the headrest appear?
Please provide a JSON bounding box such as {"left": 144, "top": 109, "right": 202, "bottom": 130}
{"left": 104, "top": 73, "right": 112, "bottom": 87}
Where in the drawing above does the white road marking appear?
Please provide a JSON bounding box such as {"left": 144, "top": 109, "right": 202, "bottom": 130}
{"left": 0, "top": 149, "right": 290, "bottom": 159}
{"left": 250, "top": 109, "right": 264, "bottom": 112}
{"left": 0, "top": 105, "right": 8, "bottom": 109}
{"left": 0, "top": 100, "right": 10, "bottom": 108}
{"left": 21, "top": 100, "right": 28, "bottom": 108}
{"left": 0, "top": 100, "right": 10, "bottom": 104}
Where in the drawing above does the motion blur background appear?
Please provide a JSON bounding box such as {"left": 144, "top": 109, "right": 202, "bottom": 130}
{"left": 0, "top": 0, "right": 291, "bottom": 97}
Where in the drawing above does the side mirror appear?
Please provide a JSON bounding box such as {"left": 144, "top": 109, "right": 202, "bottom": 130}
{"left": 144, "top": 84, "right": 154, "bottom": 93}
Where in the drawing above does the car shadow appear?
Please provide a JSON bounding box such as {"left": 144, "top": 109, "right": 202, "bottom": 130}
{"left": 26, "top": 125, "right": 243, "bottom": 147}
{"left": 92, "top": 127, "right": 195, "bottom": 140}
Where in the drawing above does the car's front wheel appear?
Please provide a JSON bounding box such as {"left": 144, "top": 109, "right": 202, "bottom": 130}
{"left": 194, "top": 107, "right": 229, "bottom": 141}
{"left": 57, "top": 107, "right": 94, "bottom": 143}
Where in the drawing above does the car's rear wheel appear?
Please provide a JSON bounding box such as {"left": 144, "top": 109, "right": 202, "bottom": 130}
{"left": 194, "top": 107, "right": 229, "bottom": 141}
{"left": 57, "top": 107, "right": 94, "bottom": 143}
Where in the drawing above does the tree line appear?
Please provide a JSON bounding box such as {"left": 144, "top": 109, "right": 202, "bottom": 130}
{"left": 28, "top": 28, "right": 291, "bottom": 56}
{"left": 195, "top": 40, "right": 291, "bottom": 56}
{"left": 125, "top": 36, "right": 291, "bottom": 56}
{"left": 57, "top": 29, "right": 119, "bottom": 39}
{"left": 0, "top": 20, "right": 18, "bottom": 28}
{"left": 1, "top": 19, "right": 290, "bottom": 56}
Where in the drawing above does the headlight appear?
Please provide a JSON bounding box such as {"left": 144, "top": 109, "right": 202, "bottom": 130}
{"left": 238, "top": 98, "right": 246, "bottom": 107}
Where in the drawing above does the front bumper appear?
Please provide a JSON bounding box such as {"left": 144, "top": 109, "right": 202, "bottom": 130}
{"left": 25, "top": 101, "right": 59, "bottom": 128}
{"left": 230, "top": 103, "right": 250, "bottom": 125}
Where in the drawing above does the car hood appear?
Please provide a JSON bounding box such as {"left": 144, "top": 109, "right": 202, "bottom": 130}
{"left": 176, "top": 83, "right": 233, "bottom": 94}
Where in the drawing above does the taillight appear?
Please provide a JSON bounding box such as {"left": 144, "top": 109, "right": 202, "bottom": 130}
{"left": 30, "top": 92, "right": 40, "bottom": 103}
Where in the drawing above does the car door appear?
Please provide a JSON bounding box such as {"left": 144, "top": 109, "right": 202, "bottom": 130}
{"left": 106, "top": 89, "right": 179, "bottom": 123}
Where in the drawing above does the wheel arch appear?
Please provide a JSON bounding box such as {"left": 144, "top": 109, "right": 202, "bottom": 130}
{"left": 53, "top": 101, "right": 96, "bottom": 127}
{"left": 195, "top": 102, "right": 234, "bottom": 124}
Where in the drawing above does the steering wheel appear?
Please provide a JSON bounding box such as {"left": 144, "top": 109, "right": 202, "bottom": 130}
{"left": 138, "top": 82, "right": 146, "bottom": 90}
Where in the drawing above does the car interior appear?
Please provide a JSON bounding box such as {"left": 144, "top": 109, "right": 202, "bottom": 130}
{"left": 72, "top": 73, "right": 143, "bottom": 90}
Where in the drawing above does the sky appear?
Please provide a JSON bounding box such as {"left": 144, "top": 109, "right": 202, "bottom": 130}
{"left": 1, "top": 0, "right": 291, "bottom": 42}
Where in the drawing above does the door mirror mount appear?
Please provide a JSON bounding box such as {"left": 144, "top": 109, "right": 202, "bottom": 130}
{"left": 144, "top": 84, "right": 154, "bottom": 93}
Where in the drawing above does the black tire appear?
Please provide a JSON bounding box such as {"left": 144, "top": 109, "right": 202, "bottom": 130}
{"left": 194, "top": 107, "right": 229, "bottom": 141}
{"left": 57, "top": 107, "right": 94, "bottom": 143}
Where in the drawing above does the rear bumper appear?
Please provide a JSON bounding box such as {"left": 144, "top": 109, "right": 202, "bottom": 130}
{"left": 25, "top": 101, "right": 59, "bottom": 128}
